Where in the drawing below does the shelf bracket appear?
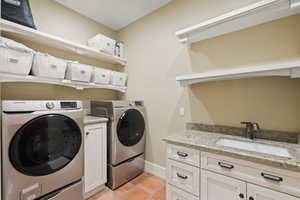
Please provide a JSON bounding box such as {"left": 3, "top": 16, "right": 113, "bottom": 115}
{"left": 291, "top": 0, "right": 300, "bottom": 8}
{"left": 291, "top": 68, "right": 300, "bottom": 78}
{"left": 75, "top": 48, "right": 86, "bottom": 55}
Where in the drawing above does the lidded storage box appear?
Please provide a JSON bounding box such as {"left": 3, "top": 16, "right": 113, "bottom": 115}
{"left": 0, "top": 36, "right": 35, "bottom": 75}
{"left": 66, "top": 62, "right": 93, "bottom": 82}
{"left": 32, "top": 52, "right": 68, "bottom": 79}
{"left": 111, "top": 71, "right": 127, "bottom": 86}
{"left": 92, "top": 67, "right": 112, "bottom": 85}
{"left": 87, "top": 34, "right": 116, "bottom": 55}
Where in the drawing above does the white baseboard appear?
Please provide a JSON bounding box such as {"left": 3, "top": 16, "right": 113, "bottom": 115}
{"left": 144, "top": 161, "right": 166, "bottom": 179}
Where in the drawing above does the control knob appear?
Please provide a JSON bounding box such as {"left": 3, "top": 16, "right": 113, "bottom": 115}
{"left": 46, "top": 102, "right": 55, "bottom": 110}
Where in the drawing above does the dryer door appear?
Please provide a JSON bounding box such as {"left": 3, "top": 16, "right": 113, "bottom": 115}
{"left": 9, "top": 114, "right": 82, "bottom": 176}
{"left": 117, "top": 109, "right": 145, "bottom": 147}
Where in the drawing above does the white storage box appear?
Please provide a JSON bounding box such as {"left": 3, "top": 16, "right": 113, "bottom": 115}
{"left": 66, "top": 62, "right": 93, "bottom": 82}
{"left": 32, "top": 52, "right": 68, "bottom": 79}
{"left": 87, "top": 34, "right": 116, "bottom": 55}
{"left": 111, "top": 71, "right": 127, "bottom": 86}
{"left": 0, "top": 37, "right": 35, "bottom": 75}
{"left": 92, "top": 67, "right": 112, "bottom": 85}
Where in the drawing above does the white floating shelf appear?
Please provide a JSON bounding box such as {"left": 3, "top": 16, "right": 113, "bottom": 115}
{"left": 176, "top": 60, "right": 300, "bottom": 86}
{"left": 176, "top": 0, "right": 300, "bottom": 44}
{"left": 0, "top": 73, "right": 127, "bottom": 92}
{"left": 0, "top": 19, "right": 127, "bottom": 66}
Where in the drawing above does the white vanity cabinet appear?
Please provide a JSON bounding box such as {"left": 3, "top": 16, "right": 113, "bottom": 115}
{"left": 84, "top": 123, "right": 107, "bottom": 198}
{"left": 201, "top": 170, "right": 246, "bottom": 200}
{"left": 201, "top": 171, "right": 299, "bottom": 200}
{"left": 247, "top": 183, "right": 299, "bottom": 200}
{"left": 166, "top": 144, "right": 300, "bottom": 200}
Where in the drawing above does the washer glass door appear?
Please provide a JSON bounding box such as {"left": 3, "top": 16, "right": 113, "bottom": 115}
{"left": 117, "top": 109, "right": 145, "bottom": 147}
{"left": 9, "top": 114, "right": 82, "bottom": 176}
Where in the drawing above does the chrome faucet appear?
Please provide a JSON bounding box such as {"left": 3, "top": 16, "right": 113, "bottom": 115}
{"left": 241, "top": 122, "right": 260, "bottom": 140}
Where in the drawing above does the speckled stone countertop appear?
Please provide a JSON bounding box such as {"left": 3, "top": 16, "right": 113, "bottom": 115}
{"left": 84, "top": 115, "right": 108, "bottom": 124}
{"left": 164, "top": 130, "right": 300, "bottom": 172}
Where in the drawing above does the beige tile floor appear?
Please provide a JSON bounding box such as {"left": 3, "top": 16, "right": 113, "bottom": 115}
{"left": 89, "top": 173, "right": 166, "bottom": 200}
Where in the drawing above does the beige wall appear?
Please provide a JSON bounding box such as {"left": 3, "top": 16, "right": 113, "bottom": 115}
{"left": 2, "top": 0, "right": 300, "bottom": 168}
{"left": 1, "top": 0, "right": 120, "bottom": 100}
{"left": 30, "top": 0, "right": 116, "bottom": 43}
{"left": 118, "top": 0, "right": 300, "bottom": 167}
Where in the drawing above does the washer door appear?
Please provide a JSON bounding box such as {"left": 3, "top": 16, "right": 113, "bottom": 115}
{"left": 9, "top": 114, "right": 82, "bottom": 176}
{"left": 117, "top": 109, "right": 145, "bottom": 147}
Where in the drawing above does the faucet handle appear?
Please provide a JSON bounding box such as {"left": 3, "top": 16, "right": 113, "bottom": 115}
{"left": 252, "top": 123, "right": 260, "bottom": 131}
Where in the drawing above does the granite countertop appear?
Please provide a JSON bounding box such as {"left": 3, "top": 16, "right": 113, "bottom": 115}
{"left": 164, "top": 130, "right": 300, "bottom": 172}
{"left": 84, "top": 115, "right": 108, "bottom": 124}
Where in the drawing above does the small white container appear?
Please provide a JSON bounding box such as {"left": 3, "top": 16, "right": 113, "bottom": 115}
{"left": 111, "top": 71, "right": 127, "bottom": 86}
{"left": 32, "top": 52, "right": 67, "bottom": 79}
{"left": 66, "top": 62, "right": 93, "bottom": 82}
{"left": 87, "top": 34, "right": 116, "bottom": 55}
{"left": 0, "top": 37, "right": 35, "bottom": 75}
{"left": 92, "top": 67, "right": 112, "bottom": 85}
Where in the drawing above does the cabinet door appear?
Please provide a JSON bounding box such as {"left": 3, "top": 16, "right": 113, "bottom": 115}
{"left": 248, "top": 183, "right": 300, "bottom": 200}
{"left": 201, "top": 170, "right": 246, "bottom": 200}
{"left": 84, "top": 123, "right": 107, "bottom": 193}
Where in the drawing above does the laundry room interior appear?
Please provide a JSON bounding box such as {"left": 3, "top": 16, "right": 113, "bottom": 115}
{"left": 1, "top": 0, "right": 300, "bottom": 200}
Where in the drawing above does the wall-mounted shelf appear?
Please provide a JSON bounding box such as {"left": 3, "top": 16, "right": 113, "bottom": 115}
{"left": 175, "top": 0, "right": 300, "bottom": 44}
{"left": 176, "top": 60, "right": 300, "bottom": 86}
{"left": 0, "top": 72, "right": 127, "bottom": 92}
{"left": 0, "top": 19, "right": 127, "bottom": 66}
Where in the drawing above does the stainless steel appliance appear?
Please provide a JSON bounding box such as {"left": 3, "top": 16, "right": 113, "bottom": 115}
{"left": 2, "top": 100, "right": 84, "bottom": 200}
{"left": 91, "top": 101, "right": 146, "bottom": 189}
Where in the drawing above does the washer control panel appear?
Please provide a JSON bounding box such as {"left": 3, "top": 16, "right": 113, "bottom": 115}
{"left": 2, "top": 101, "right": 82, "bottom": 112}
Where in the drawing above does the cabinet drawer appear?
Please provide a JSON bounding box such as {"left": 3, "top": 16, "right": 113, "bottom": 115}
{"left": 167, "top": 184, "right": 199, "bottom": 200}
{"left": 248, "top": 183, "right": 300, "bottom": 200}
{"left": 201, "top": 152, "right": 300, "bottom": 197}
{"left": 167, "top": 144, "right": 200, "bottom": 167}
{"left": 167, "top": 159, "right": 200, "bottom": 196}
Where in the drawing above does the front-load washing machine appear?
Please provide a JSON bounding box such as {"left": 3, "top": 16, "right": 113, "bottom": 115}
{"left": 2, "top": 100, "right": 84, "bottom": 200}
{"left": 91, "top": 100, "right": 146, "bottom": 189}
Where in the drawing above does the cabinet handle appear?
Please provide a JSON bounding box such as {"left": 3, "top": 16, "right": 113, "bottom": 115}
{"left": 239, "top": 193, "right": 245, "bottom": 199}
{"left": 176, "top": 173, "right": 188, "bottom": 180}
{"left": 177, "top": 151, "right": 188, "bottom": 158}
{"left": 261, "top": 173, "right": 283, "bottom": 182}
{"left": 218, "top": 162, "right": 234, "bottom": 169}
{"left": 249, "top": 197, "right": 254, "bottom": 200}
{"left": 86, "top": 132, "right": 90, "bottom": 135}
{"left": 8, "top": 57, "right": 19, "bottom": 64}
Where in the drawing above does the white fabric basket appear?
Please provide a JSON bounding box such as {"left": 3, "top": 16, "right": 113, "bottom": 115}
{"left": 66, "top": 62, "right": 93, "bottom": 82}
{"left": 92, "top": 67, "right": 112, "bottom": 85}
{"left": 111, "top": 71, "right": 127, "bottom": 86}
{"left": 0, "top": 37, "right": 35, "bottom": 75}
{"left": 87, "top": 34, "right": 116, "bottom": 55}
{"left": 32, "top": 52, "right": 68, "bottom": 79}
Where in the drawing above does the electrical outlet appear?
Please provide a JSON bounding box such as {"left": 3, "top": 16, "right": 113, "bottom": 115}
{"left": 179, "top": 107, "right": 185, "bottom": 116}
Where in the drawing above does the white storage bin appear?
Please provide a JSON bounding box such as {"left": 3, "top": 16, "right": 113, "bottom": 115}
{"left": 92, "top": 67, "right": 112, "bottom": 85}
{"left": 66, "top": 62, "right": 93, "bottom": 82}
{"left": 87, "top": 34, "right": 115, "bottom": 55}
{"left": 0, "top": 37, "right": 35, "bottom": 75}
{"left": 111, "top": 71, "right": 127, "bottom": 86}
{"left": 32, "top": 52, "right": 67, "bottom": 79}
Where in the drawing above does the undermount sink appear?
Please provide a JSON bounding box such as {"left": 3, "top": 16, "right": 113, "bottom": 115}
{"left": 216, "top": 138, "right": 291, "bottom": 158}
